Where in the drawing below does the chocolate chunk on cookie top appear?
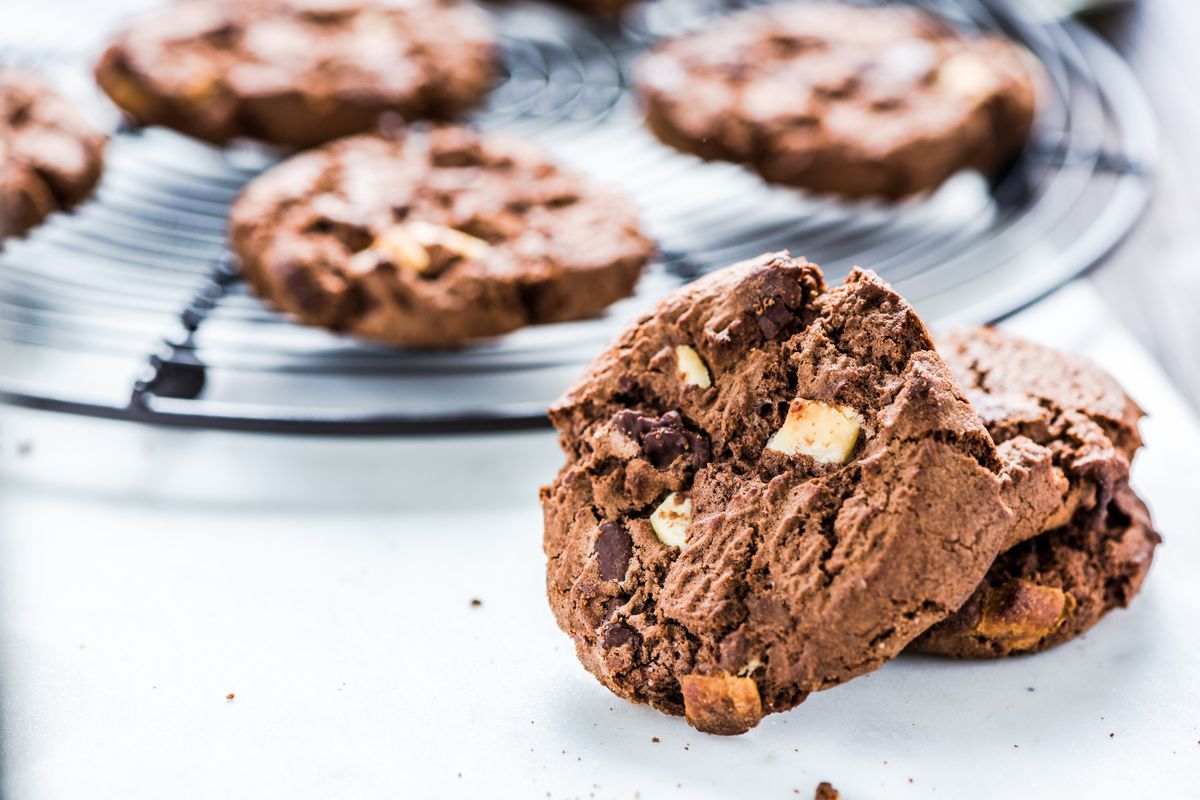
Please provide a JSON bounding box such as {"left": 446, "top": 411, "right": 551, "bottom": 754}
{"left": 95, "top": 0, "right": 496, "bottom": 148}
{"left": 635, "top": 3, "right": 1043, "bottom": 199}
{"left": 1, "top": 71, "right": 106, "bottom": 239}
{"left": 541, "top": 253, "right": 1013, "bottom": 734}
{"left": 229, "top": 126, "right": 653, "bottom": 347}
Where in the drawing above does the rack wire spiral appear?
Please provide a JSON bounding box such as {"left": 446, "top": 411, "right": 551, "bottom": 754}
{"left": 0, "top": 0, "right": 1156, "bottom": 434}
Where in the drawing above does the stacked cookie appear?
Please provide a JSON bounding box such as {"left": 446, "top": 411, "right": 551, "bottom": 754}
{"left": 541, "top": 253, "right": 1158, "bottom": 735}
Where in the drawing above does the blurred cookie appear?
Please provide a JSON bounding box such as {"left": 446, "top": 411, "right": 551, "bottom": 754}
{"left": 912, "top": 482, "right": 1158, "bottom": 658}
{"left": 635, "top": 3, "right": 1042, "bottom": 199}
{"left": 95, "top": 0, "right": 496, "bottom": 148}
{"left": 229, "top": 125, "right": 653, "bottom": 347}
{"left": 541, "top": 253, "right": 1013, "bottom": 734}
{"left": 0, "top": 70, "right": 105, "bottom": 238}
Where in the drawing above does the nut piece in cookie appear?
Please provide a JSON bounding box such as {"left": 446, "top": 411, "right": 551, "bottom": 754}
{"left": 680, "top": 674, "right": 763, "bottom": 736}
{"left": 229, "top": 126, "right": 653, "bottom": 347}
{"left": 634, "top": 3, "right": 1045, "bottom": 199}
{"left": 94, "top": 0, "right": 498, "bottom": 148}
{"left": 542, "top": 252, "right": 1013, "bottom": 733}
{"left": 973, "top": 579, "right": 1074, "bottom": 651}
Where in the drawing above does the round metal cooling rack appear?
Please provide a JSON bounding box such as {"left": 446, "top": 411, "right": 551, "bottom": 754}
{"left": 0, "top": 0, "right": 1156, "bottom": 435}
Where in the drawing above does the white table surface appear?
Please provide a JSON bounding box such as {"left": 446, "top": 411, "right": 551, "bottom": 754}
{"left": 0, "top": 281, "right": 1197, "bottom": 799}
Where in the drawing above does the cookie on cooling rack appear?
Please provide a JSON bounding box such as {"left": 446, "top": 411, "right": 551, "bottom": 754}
{"left": 634, "top": 3, "right": 1043, "bottom": 199}
{"left": 906, "top": 327, "right": 1158, "bottom": 657}
{"left": 541, "top": 252, "right": 1014, "bottom": 734}
{"left": 95, "top": 0, "right": 496, "bottom": 148}
{"left": 229, "top": 125, "right": 654, "bottom": 347}
{"left": 0, "top": 70, "right": 106, "bottom": 239}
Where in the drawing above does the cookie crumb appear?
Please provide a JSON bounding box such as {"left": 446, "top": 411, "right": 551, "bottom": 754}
{"left": 225, "top": 693, "right": 235, "bottom": 701}
{"left": 1109, "top": 732, "right": 1115, "bottom": 738}
{"left": 651, "top": 737, "right": 660, "bottom": 743}
{"left": 814, "top": 781, "right": 840, "bottom": 800}
{"left": 470, "top": 598, "right": 482, "bottom": 607}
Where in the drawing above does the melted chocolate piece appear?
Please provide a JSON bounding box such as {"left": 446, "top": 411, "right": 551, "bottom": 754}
{"left": 611, "top": 410, "right": 711, "bottom": 470}
{"left": 601, "top": 621, "right": 642, "bottom": 650}
{"left": 595, "top": 522, "right": 633, "bottom": 582}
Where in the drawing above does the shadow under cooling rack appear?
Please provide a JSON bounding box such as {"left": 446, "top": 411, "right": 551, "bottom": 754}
{"left": 0, "top": 0, "right": 1157, "bottom": 435}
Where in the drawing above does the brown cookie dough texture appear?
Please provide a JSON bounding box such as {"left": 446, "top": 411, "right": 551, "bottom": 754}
{"left": 541, "top": 253, "right": 1013, "bottom": 735}
{"left": 940, "top": 327, "right": 1145, "bottom": 550}
{"left": 635, "top": 3, "right": 1043, "bottom": 199}
{"left": 913, "top": 482, "right": 1158, "bottom": 658}
{"left": 230, "top": 126, "right": 653, "bottom": 347}
{"left": 911, "top": 328, "right": 1159, "bottom": 658}
{"left": 0, "top": 71, "right": 106, "bottom": 239}
{"left": 95, "top": 0, "right": 497, "bottom": 148}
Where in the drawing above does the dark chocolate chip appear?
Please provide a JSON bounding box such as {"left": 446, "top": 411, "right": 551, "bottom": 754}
{"left": 746, "top": 263, "right": 813, "bottom": 342}
{"left": 595, "top": 522, "right": 633, "bottom": 582}
{"left": 612, "top": 410, "right": 712, "bottom": 470}
{"left": 282, "top": 264, "right": 326, "bottom": 315}
{"left": 614, "top": 375, "right": 641, "bottom": 404}
{"left": 755, "top": 296, "right": 792, "bottom": 340}
{"left": 602, "top": 621, "right": 642, "bottom": 650}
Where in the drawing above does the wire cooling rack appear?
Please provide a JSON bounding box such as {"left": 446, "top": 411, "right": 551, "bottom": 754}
{"left": 0, "top": 0, "right": 1156, "bottom": 434}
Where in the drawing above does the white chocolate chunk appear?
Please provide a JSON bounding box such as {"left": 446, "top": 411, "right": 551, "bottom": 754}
{"left": 675, "top": 345, "right": 712, "bottom": 389}
{"left": 370, "top": 226, "right": 431, "bottom": 273}
{"left": 405, "top": 220, "right": 491, "bottom": 260}
{"left": 766, "top": 399, "right": 863, "bottom": 463}
{"left": 936, "top": 52, "right": 998, "bottom": 99}
{"left": 650, "top": 492, "right": 693, "bottom": 549}
{"left": 368, "top": 221, "right": 490, "bottom": 273}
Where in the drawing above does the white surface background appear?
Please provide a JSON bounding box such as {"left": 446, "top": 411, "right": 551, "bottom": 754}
{"left": 0, "top": 282, "right": 1198, "bottom": 799}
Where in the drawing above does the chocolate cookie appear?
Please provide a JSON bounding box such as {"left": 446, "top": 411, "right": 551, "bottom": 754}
{"left": 229, "top": 125, "right": 653, "bottom": 347}
{"left": 634, "top": 3, "right": 1042, "bottom": 199}
{"left": 1, "top": 70, "right": 106, "bottom": 239}
{"left": 912, "top": 482, "right": 1158, "bottom": 658}
{"left": 95, "top": 0, "right": 496, "bottom": 148}
{"left": 541, "top": 253, "right": 1013, "bottom": 735}
{"left": 909, "top": 328, "right": 1158, "bottom": 658}
{"left": 940, "top": 327, "right": 1144, "bottom": 550}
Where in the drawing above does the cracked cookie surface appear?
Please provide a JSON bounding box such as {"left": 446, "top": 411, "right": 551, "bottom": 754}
{"left": 541, "top": 253, "right": 1012, "bottom": 734}
{"left": 1, "top": 70, "right": 105, "bottom": 239}
{"left": 912, "top": 482, "right": 1158, "bottom": 657}
{"left": 229, "top": 125, "right": 653, "bottom": 347}
{"left": 95, "top": 0, "right": 496, "bottom": 148}
{"left": 634, "top": 3, "right": 1042, "bottom": 199}
{"left": 940, "top": 327, "right": 1144, "bottom": 550}
{"left": 911, "top": 328, "right": 1158, "bottom": 657}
